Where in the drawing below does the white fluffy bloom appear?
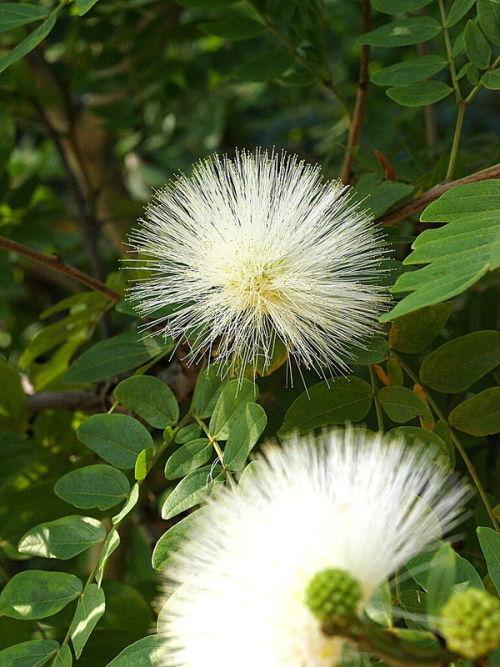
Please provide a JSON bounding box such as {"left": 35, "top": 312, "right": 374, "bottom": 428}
{"left": 128, "top": 149, "right": 388, "bottom": 376}
{"left": 160, "top": 430, "right": 469, "bottom": 667}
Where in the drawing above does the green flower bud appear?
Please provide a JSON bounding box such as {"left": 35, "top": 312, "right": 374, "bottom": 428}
{"left": 441, "top": 588, "right": 500, "bottom": 659}
{"left": 305, "top": 567, "right": 362, "bottom": 625}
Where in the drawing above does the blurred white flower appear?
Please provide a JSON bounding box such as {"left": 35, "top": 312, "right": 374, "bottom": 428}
{"left": 159, "top": 429, "right": 469, "bottom": 667}
{"left": 128, "top": 149, "right": 388, "bottom": 376}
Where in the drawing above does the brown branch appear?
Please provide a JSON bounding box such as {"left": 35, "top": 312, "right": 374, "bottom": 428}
{"left": 377, "top": 163, "right": 500, "bottom": 226}
{"left": 0, "top": 235, "right": 121, "bottom": 302}
{"left": 339, "top": 0, "right": 371, "bottom": 184}
{"left": 26, "top": 391, "right": 104, "bottom": 413}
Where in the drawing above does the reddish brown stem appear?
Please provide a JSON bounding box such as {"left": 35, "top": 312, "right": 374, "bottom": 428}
{"left": 0, "top": 235, "right": 120, "bottom": 302}
{"left": 377, "top": 163, "right": 500, "bottom": 226}
{"left": 339, "top": 0, "right": 371, "bottom": 184}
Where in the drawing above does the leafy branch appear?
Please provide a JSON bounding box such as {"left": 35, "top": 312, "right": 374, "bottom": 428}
{"left": 437, "top": 0, "right": 499, "bottom": 181}
{"left": 0, "top": 235, "right": 121, "bottom": 302}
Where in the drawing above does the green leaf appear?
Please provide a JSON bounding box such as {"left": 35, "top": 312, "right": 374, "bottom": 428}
{"left": 208, "top": 378, "right": 256, "bottom": 440}
{"left": 0, "top": 4, "right": 49, "bottom": 35}
{"left": 114, "top": 375, "right": 179, "bottom": 428}
{"left": 477, "top": 0, "right": 500, "bottom": 45}
{"left": 449, "top": 387, "right": 500, "bottom": 435}
{"left": 69, "top": 584, "right": 106, "bottom": 658}
{"left": 106, "top": 635, "right": 165, "bottom": 666}
{"left": 75, "top": 0, "right": 100, "bottom": 14}
{"left": 455, "top": 554, "right": 484, "bottom": 589}
{"left": 0, "top": 358, "right": 26, "bottom": 432}
{"left": 65, "top": 333, "right": 165, "bottom": 384}
{"left": 112, "top": 483, "right": 139, "bottom": 525}
{"left": 175, "top": 423, "right": 201, "bottom": 444}
{"left": 389, "top": 303, "right": 452, "bottom": 353}
{"left": 447, "top": 0, "right": 477, "bottom": 28}
{"left": 464, "top": 20, "right": 491, "bottom": 68}
{"left": 77, "top": 414, "right": 153, "bottom": 469}
{"left": 481, "top": 68, "right": 500, "bottom": 89}
{"left": 378, "top": 386, "right": 430, "bottom": 423}
{"left": 365, "top": 582, "right": 393, "bottom": 627}
{"left": 280, "top": 377, "right": 372, "bottom": 434}
{"left": 426, "top": 544, "right": 456, "bottom": 617}
{"left": 193, "top": 364, "right": 227, "bottom": 418}
{"left": 54, "top": 465, "right": 130, "bottom": 510}
{"left": 134, "top": 447, "right": 156, "bottom": 481}
{"left": 371, "top": 56, "right": 447, "bottom": 86}
{"left": 477, "top": 526, "right": 500, "bottom": 593}
{"left": 420, "top": 330, "right": 500, "bottom": 393}
{"left": 224, "top": 402, "right": 267, "bottom": 471}
{"left": 18, "top": 516, "right": 105, "bottom": 560}
{"left": 0, "top": 13, "right": 57, "bottom": 74}
{"left": 352, "top": 173, "right": 414, "bottom": 217}
{"left": 161, "top": 465, "right": 222, "bottom": 519}
{"left": 349, "top": 336, "right": 390, "bottom": 365}
{"left": 458, "top": 61, "right": 481, "bottom": 84}
{"left": 0, "top": 640, "right": 59, "bottom": 666}
{"left": 164, "top": 439, "right": 212, "bottom": 480}
{"left": 152, "top": 511, "right": 200, "bottom": 570}
{"left": 371, "top": 0, "right": 434, "bottom": 13}
{"left": 380, "top": 180, "right": 500, "bottom": 321}
{"left": 359, "top": 17, "right": 441, "bottom": 47}
{"left": 386, "top": 81, "right": 453, "bottom": 107}
{"left": 95, "top": 529, "right": 120, "bottom": 587}
{"left": 52, "top": 643, "right": 72, "bottom": 667}
{"left": 387, "top": 426, "right": 451, "bottom": 466}
{"left": 0, "top": 571, "right": 82, "bottom": 620}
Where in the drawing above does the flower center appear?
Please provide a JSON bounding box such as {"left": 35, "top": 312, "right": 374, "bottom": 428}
{"left": 223, "top": 259, "right": 286, "bottom": 314}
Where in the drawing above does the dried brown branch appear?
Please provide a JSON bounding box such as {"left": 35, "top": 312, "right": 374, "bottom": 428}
{"left": 377, "top": 163, "right": 500, "bottom": 226}
{"left": 0, "top": 235, "right": 121, "bottom": 302}
{"left": 339, "top": 0, "right": 371, "bottom": 184}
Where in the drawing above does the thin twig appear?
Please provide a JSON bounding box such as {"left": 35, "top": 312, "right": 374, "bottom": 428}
{"left": 339, "top": 0, "right": 371, "bottom": 184}
{"left": 395, "top": 354, "right": 499, "bottom": 531}
{"left": 369, "top": 365, "right": 385, "bottom": 434}
{"left": 0, "top": 235, "right": 120, "bottom": 301}
{"left": 29, "top": 96, "right": 105, "bottom": 280}
{"left": 377, "top": 163, "right": 500, "bottom": 226}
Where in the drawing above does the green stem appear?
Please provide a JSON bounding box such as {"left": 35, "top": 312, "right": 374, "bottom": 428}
{"left": 438, "top": 0, "right": 461, "bottom": 103}
{"left": 369, "top": 366, "right": 385, "bottom": 434}
{"left": 445, "top": 100, "right": 466, "bottom": 181}
{"left": 395, "top": 354, "right": 499, "bottom": 531}
{"left": 193, "top": 413, "right": 237, "bottom": 490}
{"left": 437, "top": 0, "right": 467, "bottom": 181}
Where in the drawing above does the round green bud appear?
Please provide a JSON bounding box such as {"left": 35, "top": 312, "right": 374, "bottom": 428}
{"left": 305, "top": 567, "right": 362, "bottom": 625}
{"left": 441, "top": 588, "right": 500, "bottom": 659}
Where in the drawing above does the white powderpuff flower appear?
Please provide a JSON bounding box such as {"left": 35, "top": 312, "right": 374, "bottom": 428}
{"left": 128, "top": 149, "right": 388, "bottom": 376}
{"left": 159, "top": 430, "right": 469, "bottom": 667}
